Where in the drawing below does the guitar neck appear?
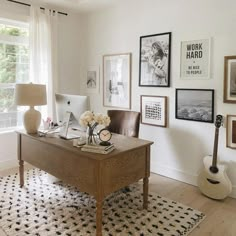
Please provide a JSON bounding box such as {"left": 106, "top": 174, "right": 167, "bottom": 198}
{"left": 212, "top": 127, "right": 219, "bottom": 167}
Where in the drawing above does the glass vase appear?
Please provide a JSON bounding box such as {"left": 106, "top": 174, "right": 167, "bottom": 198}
{"left": 86, "top": 126, "right": 97, "bottom": 145}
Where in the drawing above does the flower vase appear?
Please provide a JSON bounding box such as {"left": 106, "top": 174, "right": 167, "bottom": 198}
{"left": 86, "top": 126, "right": 96, "bottom": 145}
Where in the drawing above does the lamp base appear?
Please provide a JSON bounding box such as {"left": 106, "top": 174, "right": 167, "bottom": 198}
{"left": 23, "top": 107, "right": 41, "bottom": 134}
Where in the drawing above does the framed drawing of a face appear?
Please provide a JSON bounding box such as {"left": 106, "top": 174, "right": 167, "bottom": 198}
{"left": 139, "top": 32, "right": 171, "bottom": 87}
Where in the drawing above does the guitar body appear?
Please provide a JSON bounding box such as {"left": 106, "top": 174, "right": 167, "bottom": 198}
{"left": 197, "top": 156, "right": 232, "bottom": 200}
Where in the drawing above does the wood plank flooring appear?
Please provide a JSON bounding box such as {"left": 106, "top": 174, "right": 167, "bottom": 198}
{"left": 0, "top": 167, "right": 235, "bottom": 236}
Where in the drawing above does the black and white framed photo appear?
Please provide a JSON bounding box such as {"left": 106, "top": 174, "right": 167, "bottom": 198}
{"left": 226, "top": 115, "right": 236, "bottom": 149}
{"left": 86, "top": 66, "right": 99, "bottom": 93}
{"left": 180, "top": 38, "right": 211, "bottom": 79}
{"left": 224, "top": 56, "right": 236, "bottom": 103}
{"left": 175, "top": 89, "right": 214, "bottom": 123}
{"left": 103, "top": 53, "right": 131, "bottom": 109}
{"left": 139, "top": 32, "right": 171, "bottom": 87}
{"left": 140, "top": 95, "right": 167, "bottom": 127}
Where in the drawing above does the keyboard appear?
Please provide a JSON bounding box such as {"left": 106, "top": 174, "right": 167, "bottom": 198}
{"left": 60, "top": 133, "right": 80, "bottom": 140}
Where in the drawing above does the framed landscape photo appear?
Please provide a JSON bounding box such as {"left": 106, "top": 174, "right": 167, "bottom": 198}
{"left": 139, "top": 32, "right": 171, "bottom": 87}
{"left": 175, "top": 89, "right": 214, "bottom": 123}
{"left": 103, "top": 53, "right": 131, "bottom": 109}
{"left": 140, "top": 95, "right": 167, "bottom": 127}
{"left": 180, "top": 38, "right": 211, "bottom": 79}
{"left": 224, "top": 56, "right": 236, "bottom": 103}
{"left": 226, "top": 115, "right": 236, "bottom": 149}
{"left": 86, "top": 66, "right": 99, "bottom": 93}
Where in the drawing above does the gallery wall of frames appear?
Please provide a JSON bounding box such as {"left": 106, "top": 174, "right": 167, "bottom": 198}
{"left": 85, "top": 32, "right": 236, "bottom": 149}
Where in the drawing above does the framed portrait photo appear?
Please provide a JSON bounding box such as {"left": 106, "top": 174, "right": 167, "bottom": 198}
{"left": 175, "top": 89, "right": 214, "bottom": 123}
{"left": 139, "top": 32, "right": 171, "bottom": 87}
{"left": 86, "top": 66, "right": 99, "bottom": 93}
{"left": 226, "top": 115, "right": 236, "bottom": 149}
{"left": 180, "top": 38, "right": 211, "bottom": 79}
{"left": 103, "top": 53, "right": 131, "bottom": 109}
{"left": 224, "top": 56, "right": 236, "bottom": 103}
{"left": 140, "top": 95, "right": 167, "bottom": 127}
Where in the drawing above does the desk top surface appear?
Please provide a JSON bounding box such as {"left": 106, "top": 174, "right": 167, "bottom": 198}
{"left": 17, "top": 130, "right": 154, "bottom": 161}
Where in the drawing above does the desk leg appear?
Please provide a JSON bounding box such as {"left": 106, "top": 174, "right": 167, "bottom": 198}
{"left": 17, "top": 133, "right": 24, "bottom": 188}
{"left": 143, "top": 177, "right": 149, "bottom": 209}
{"left": 96, "top": 200, "right": 103, "bottom": 236}
{"left": 19, "top": 160, "right": 24, "bottom": 188}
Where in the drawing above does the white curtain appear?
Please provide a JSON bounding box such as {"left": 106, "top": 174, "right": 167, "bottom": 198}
{"left": 29, "top": 5, "right": 58, "bottom": 121}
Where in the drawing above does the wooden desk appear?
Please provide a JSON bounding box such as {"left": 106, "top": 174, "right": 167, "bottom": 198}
{"left": 17, "top": 131, "right": 153, "bottom": 236}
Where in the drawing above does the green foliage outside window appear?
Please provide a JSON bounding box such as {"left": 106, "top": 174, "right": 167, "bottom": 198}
{"left": 0, "top": 22, "right": 29, "bottom": 127}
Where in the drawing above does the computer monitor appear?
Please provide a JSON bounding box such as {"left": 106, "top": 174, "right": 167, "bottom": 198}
{"left": 55, "top": 93, "right": 90, "bottom": 131}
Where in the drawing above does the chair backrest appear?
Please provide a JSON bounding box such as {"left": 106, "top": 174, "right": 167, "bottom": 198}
{"left": 107, "top": 110, "right": 141, "bottom": 138}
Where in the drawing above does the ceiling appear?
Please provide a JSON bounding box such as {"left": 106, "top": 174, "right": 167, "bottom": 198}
{"left": 39, "top": 0, "right": 117, "bottom": 13}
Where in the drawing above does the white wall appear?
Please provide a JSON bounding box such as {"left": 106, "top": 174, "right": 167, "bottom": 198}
{"left": 0, "top": 0, "right": 85, "bottom": 169}
{"left": 83, "top": 0, "right": 236, "bottom": 197}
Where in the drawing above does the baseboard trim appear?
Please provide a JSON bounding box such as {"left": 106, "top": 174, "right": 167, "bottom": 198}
{"left": 0, "top": 159, "right": 18, "bottom": 171}
{"left": 151, "top": 163, "right": 236, "bottom": 199}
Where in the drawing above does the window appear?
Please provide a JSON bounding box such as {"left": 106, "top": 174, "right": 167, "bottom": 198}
{"left": 0, "top": 18, "right": 29, "bottom": 131}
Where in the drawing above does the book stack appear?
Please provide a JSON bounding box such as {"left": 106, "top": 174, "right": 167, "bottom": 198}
{"left": 81, "top": 143, "right": 115, "bottom": 154}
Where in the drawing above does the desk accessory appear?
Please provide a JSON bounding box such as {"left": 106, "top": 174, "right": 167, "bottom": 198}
{"left": 98, "top": 128, "right": 112, "bottom": 146}
{"left": 82, "top": 143, "right": 114, "bottom": 150}
{"left": 81, "top": 143, "right": 115, "bottom": 154}
{"left": 73, "top": 137, "right": 86, "bottom": 147}
{"left": 79, "top": 111, "right": 111, "bottom": 145}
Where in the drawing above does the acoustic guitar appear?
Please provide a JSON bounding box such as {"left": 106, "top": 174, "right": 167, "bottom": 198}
{"left": 197, "top": 114, "right": 232, "bottom": 200}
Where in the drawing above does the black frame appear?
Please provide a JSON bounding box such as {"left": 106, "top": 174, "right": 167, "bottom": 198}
{"left": 139, "top": 32, "right": 171, "bottom": 87}
{"left": 175, "top": 89, "right": 214, "bottom": 123}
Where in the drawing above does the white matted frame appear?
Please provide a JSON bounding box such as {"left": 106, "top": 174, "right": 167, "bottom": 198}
{"left": 86, "top": 66, "right": 99, "bottom": 93}
{"left": 180, "top": 38, "right": 211, "bottom": 79}
{"left": 226, "top": 115, "right": 236, "bottom": 149}
{"left": 224, "top": 56, "right": 236, "bottom": 103}
{"left": 140, "top": 95, "right": 167, "bottom": 127}
{"left": 103, "top": 53, "right": 131, "bottom": 109}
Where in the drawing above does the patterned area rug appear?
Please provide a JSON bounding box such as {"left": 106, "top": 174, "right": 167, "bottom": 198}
{"left": 0, "top": 169, "right": 205, "bottom": 236}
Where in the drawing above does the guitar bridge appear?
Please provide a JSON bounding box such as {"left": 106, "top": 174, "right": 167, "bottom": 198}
{"left": 207, "top": 178, "right": 220, "bottom": 184}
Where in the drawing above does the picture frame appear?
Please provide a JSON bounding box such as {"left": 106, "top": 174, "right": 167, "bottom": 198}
{"left": 103, "top": 53, "right": 131, "bottom": 109}
{"left": 175, "top": 89, "right": 214, "bottom": 123}
{"left": 139, "top": 32, "right": 171, "bottom": 87}
{"left": 226, "top": 115, "right": 236, "bottom": 149}
{"left": 140, "top": 95, "right": 167, "bottom": 127}
{"left": 180, "top": 38, "right": 211, "bottom": 79}
{"left": 224, "top": 56, "right": 236, "bottom": 103}
{"left": 86, "top": 66, "right": 99, "bottom": 93}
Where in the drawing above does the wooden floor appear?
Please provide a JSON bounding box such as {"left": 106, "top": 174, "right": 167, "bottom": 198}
{"left": 0, "top": 167, "right": 236, "bottom": 236}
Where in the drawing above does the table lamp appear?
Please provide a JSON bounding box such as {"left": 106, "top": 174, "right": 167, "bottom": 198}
{"left": 15, "top": 83, "right": 47, "bottom": 134}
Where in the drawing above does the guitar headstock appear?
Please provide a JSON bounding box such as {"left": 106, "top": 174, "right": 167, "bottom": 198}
{"left": 215, "top": 114, "right": 223, "bottom": 128}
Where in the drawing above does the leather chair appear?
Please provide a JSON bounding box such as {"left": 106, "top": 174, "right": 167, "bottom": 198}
{"left": 107, "top": 110, "right": 141, "bottom": 138}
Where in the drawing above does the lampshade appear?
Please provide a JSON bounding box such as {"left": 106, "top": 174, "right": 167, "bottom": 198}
{"left": 14, "top": 83, "right": 47, "bottom": 134}
{"left": 15, "top": 83, "right": 47, "bottom": 106}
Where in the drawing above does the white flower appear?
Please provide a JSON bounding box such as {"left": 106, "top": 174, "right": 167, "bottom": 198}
{"left": 103, "top": 115, "right": 111, "bottom": 126}
{"left": 79, "top": 111, "right": 111, "bottom": 128}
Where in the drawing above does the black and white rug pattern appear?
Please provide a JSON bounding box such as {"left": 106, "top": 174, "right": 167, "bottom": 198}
{"left": 0, "top": 169, "right": 205, "bottom": 236}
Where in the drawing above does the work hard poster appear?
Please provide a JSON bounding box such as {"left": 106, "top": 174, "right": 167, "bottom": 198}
{"left": 180, "top": 38, "right": 210, "bottom": 79}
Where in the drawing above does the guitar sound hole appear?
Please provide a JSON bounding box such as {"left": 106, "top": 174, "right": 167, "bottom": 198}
{"left": 209, "top": 166, "right": 219, "bottom": 173}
